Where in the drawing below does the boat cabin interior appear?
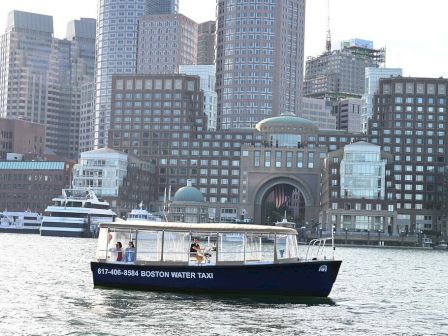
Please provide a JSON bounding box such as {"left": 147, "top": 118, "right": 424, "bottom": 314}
{"left": 95, "top": 222, "right": 302, "bottom": 266}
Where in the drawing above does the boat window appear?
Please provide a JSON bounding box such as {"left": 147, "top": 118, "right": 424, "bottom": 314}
{"left": 136, "top": 230, "right": 162, "bottom": 262}
{"left": 218, "top": 233, "right": 244, "bottom": 262}
{"left": 163, "top": 231, "right": 189, "bottom": 262}
{"left": 246, "top": 234, "right": 274, "bottom": 262}
{"left": 106, "top": 229, "right": 136, "bottom": 262}
{"left": 276, "top": 234, "right": 299, "bottom": 260}
{"left": 96, "top": 228, "right": 109, "bottom": 260}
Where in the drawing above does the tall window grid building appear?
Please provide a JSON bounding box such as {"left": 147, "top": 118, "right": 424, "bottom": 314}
{"left": 137, "top": 14, "right": 198, "bottom": 74}
{"left": 216, "top": 0, "right": 305, "bottom": 129}
{"left": 369, "top": 77, "right": 448, "bottom": 235}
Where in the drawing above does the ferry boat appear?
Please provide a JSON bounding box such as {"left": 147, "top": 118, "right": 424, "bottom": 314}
{"left": 0, "top": 211, "right": 42, "bottom": 234}
{"left": 41, "top": 189, "right": 116, "bottom": 238}
{"left": 91, "top": 221, "right": 342, "bottom": 297}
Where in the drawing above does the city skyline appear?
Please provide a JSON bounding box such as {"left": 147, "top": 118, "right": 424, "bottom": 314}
{"left": 0, "top": 0, "right": 446, "bottom": 78}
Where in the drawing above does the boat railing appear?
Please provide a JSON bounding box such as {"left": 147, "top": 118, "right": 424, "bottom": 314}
{"left": 305, "top": 238, "right": 334, "bottom": 261}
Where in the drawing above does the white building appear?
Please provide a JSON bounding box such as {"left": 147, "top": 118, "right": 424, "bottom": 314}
{"left": 179, "top": 65, "right": 217, "bottom": 130}
{"left": 72, "top": 148, "right": 129, "bottom": 198}
{"left": 340, "top": 141, "right": 386, "bottom": 200}
{"left": 361, "top": 67, "right": 402, "bottom": 133}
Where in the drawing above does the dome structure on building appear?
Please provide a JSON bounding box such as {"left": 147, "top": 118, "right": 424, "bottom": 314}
{"left": 256, "top": 113, "right": 318, "bottom": 134}
{"left": 172, "top": 180, "right": 205, "bottom": 203}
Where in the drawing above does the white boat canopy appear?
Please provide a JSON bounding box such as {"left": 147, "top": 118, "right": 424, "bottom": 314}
{"left": 99, "top": 221, "right": 298, "bottom": 235}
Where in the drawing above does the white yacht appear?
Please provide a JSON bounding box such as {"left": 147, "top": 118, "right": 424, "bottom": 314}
{"left": 127, "top": 204, "right": 162, "bottom": 222}
{"left": 0, "top": 211, "right": 42, "bottom": 234}
{"left": 40, "top": 189, "right": 116, "bottom": 238}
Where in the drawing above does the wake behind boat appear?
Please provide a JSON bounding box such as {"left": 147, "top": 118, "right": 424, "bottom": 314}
{"left": 41, "top": 189, "right": 116, "bottom": 238}
{"left": 91, "top": 221, "right": 342, "bottom": 297}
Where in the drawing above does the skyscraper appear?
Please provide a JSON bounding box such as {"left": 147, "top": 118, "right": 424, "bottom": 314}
{"left": 304, "top": 39, "right": 385, "bottom": 101}
{"left": 94, "top": 0, "right": 146, "bottom": 149}
{"left": 146, "top": 0, "right": 179, "bottom": 14}
{"left": 215, "top": 0, "right": 306, "bottom": 129}
{"left": 94, "top": 0, "right": 179, "bottom": 149}
{"left": 197, "top": 21, "right": 216, "bottom": 65}
{"left": 137, "top": 14, "right": 198, "bottom": 74}
{"left": 0, "top": 11, "right": 95, "bottom": 158}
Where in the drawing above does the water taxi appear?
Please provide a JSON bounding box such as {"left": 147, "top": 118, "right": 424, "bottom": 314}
{"left": 91, "top": 221, "right": 342, "bottom": 297}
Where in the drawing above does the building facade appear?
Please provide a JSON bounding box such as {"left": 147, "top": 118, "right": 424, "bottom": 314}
{"left": 301, "top": 97, "right": 336, "bottom": 130}
{"left": 369, "top": 77, "right": 448, "bottom": 236}
{"left": 146, "top": 0, "right": 178, "bottom": 14}
{"left": 197, "top": 21, "right": 216, "bottom": 65}
{"left": 215, "top": 0, "right": 305, "bottom": 129}
{"left": 72, "top": 148, "right": 156, "bottom": 217}
{"left": 0, "top": 118, "right": 46, "bottom": 160}
{"left": 0, "top": 160, "right": 74, "bottom": 212}
{"left": 0, "top": 11, "right": 95, "bottom": 158}
{"left": 137, "top": 14, "right": 198, "bottom": 74}
{"left": 320, "top": 142, "right": 397, "bottom": 234}
{"left": 304, "top": 39, "right": 385, "bottom": 100}
{"left": 332, "top": 98, "right": 362, "bottom": 133}
{"left": 94, "top": 0, "right": 147, "bottom": 148}
{"left": 361, "top": 67, "right": 402, "bottom": 133}
{"left": 179, "top": 65, "right": 218, "bottom": 130}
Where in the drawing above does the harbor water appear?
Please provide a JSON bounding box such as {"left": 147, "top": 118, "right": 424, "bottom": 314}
{"left": 1, "top": 233, "right": 447, "bottom": 336}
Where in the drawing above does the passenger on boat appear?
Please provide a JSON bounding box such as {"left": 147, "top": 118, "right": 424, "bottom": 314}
{"left": 190, "top": 238, "right": 204, "bottom": 263}
{"left": 115, "top": 242, "right": 123, "bottom": 261}
{"left": 125, "top": 241, "right": 135, "bottom": 262}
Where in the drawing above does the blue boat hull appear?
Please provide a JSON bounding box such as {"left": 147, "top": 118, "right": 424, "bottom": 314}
{"left": 91, "top": 260, "right": 342, "bottom": 297}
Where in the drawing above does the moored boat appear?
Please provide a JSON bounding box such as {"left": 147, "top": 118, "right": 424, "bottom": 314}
{"left": 0, "top": 211, "right": 42, "bottom": 234}
{"left": 127, "top": 204, "right": 162, "bottom": 222}
{"left": 433, "top": 241, "right": 447, "bottom": 250}
{"left": 91, "top": 221, "right": 342, "bottom": 297}
{"left": 41, "top": 189, "right": 116, "bottom": 238}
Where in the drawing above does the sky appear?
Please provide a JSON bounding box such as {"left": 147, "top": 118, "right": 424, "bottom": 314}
{"left": 0, "top": 0, "right": 447, "bottom": 78}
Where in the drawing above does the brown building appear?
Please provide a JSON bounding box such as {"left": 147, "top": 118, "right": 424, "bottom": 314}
{"left": 0, "top": 118, "right": 46, "bottom": 160}
{"left": 369, "top": 77, "right": 448, "bottom": 236}
{"left": 0, "top": 160, "right": 74, "bottom": 212}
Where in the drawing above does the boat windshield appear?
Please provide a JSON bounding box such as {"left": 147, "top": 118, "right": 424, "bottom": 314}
{"left": 95, "top": 227, "right": 299, "bottom": 265}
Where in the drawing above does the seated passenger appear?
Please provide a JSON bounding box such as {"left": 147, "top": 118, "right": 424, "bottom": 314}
{"left": 190, "top": 238, "right": 204, "bottom": 263}
{"left": 125, "top": 241, "right": 136, "bottom": 262}
{"left": 115, "top": 241, "right": 123, "bottom": 261}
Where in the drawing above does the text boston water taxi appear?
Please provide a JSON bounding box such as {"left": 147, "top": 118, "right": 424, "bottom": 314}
{"left": 90, "top": 221, "right": 342, "bottom": 297}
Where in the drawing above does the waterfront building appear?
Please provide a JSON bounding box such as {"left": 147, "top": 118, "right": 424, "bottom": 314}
{"left": 332, "top": 98, "right": 363, "bottom": 133}
{"left": 108, "top": 72, "right": 375, "bottom": 224}
{"left": 197, "top": 21, "right": 216, "bottom": 65}
{"left": 361, "top": 67, "right": 403, "bottom": 133}
{"left": 179, "top": 65, "right": 218, "bottom": 130}
{"left": 72, "top": 148, "right": 156, "bottom": 217}
{"left": 301, "top": 97, "right": 336, "bottom": 130}
{"left": 94, "top": 0, "right": 147, "bottom": 149}
{"left": 304, "top": 39, "right": 385, "bottom": 101}
{"left": 0, "top": 118, "right": 46, "bottom": 160}
{"left": 216, "top": 0, "right": 306, "bottom": 129}
{"left": 146, "top": 0, "right": 179, "bottom": 14}
{"left": 320, "top": 141, "right": 397, "bottom": 234}
{"left": 137, "top": 14, "right": 198, "bottom": 74}
{"left": 369, "top": 77, "right": 448, "bottom": 236}
{"left": 0, "top": 159, "right": 75, "bottom": 212}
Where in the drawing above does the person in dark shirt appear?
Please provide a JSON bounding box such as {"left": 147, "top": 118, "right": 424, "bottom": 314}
{"left": 190, "top": 238, "right": 204, "bottom": 263}
{"left": 115, "top": 241, "right": 123, "bottom": 261}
